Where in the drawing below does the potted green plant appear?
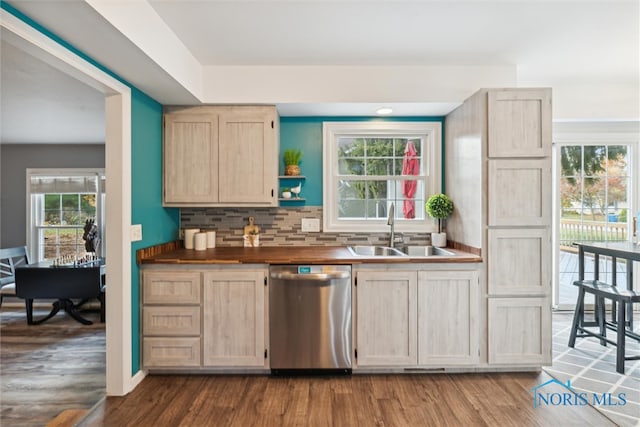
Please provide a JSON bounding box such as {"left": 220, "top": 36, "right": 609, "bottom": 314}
{"left": 283, "top": 148, "right": 303, "bottom": 176}
{"left": 281, "top": 187, "right": 291, "bottom": 199}
{"left": 425, "top": 193, "right": 454, "bottom": 247}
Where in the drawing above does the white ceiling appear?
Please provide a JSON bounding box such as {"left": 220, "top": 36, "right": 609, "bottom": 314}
{"left": 1, "top": 0, "right": 638, "bottom": 144}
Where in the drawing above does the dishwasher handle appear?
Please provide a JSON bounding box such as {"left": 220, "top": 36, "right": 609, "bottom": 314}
{"left": 270, "top": 271, "right": 350, "bottom": 281}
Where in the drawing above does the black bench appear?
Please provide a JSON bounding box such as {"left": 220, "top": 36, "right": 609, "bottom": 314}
{"left": 568, "top": 242, "right": 640, "bottom": 374}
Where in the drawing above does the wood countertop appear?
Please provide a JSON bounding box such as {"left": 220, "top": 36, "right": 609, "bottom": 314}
{"left": 139, "top": 246, "right": 482, "bottom": 265}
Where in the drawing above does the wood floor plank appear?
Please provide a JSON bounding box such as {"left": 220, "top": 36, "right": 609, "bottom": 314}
{"left": 80, "top": 373, "right": 615, "bottom": 427}
{"left": 1, "top": 306, "right": 105, "bottom": 427}
{"left": 1, "top": 305, "right": 620, "bottom": 427}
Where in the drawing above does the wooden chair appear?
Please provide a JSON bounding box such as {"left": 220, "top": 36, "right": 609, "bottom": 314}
{"left": 0, "top": 246, "right": 30, "bottom": 306}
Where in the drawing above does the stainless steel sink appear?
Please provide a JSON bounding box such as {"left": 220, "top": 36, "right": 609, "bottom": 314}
{"left": 348, "top": 246, "right": 407, "bottom": 257}
{"left": 402, "top": 246, "right": 457, "bottom": 257}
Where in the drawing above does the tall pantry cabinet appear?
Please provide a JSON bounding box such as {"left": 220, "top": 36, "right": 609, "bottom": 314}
{"left": 445, "top": 88, "right": 552, "bottom": 367}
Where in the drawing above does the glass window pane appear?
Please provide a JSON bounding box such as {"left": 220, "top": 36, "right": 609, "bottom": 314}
{"left": 43, "top": 229, "right": 58, "bottom": 259}
{"left": 338, "top": 180, "right": 366, "bottom": 200}
{"left": 81, "top": 194, "right": 97, "bottom": 216}
{"left": 62, "top": 194, "right": 78, "bottom": 209}
{"left": 560, "top": 146, "right": 582, "bottom": 177}
{"left": 43, "top": 194, "right": 60, "bottom": 225}
{"left": 339, "top": 199, "right": 366, "bottom": 219}
{"left": 583, "top": 145, "right": 606, "bottom": 177}
{"left": 607, "top": 146, "right": 628, "bottom": 176}
{"left": 366, "top": 158, "right": 394, "bottom": 176}
{"left": 367, "top": 180, "right": 389, "bottom": 201}
{"left": 338, "top": 158, "right": 364, "bottom": 175}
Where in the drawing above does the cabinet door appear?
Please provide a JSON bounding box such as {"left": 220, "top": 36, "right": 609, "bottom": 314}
{"left": 488, "top": 228, "right": 550, "bottom": 296}
{"left": 142, "top": 271, "right": 201, "bottom": 305}
{"left": 163, "top": 114, "right": 218, "bottom": 204}
{"left": 202, "top": 270, "right": 266, "bottom": 367}
{"left": 218, "top": 107, "right": 277, "bottom": 205}
{"left": 488, "top": 159, "right": 550, "bottom": 226}
{"left": 355, "top": 271, "right": 417, "bottom": 367}
{"left": 417, "top": 270, "right": 479, "bottom": 366}
{"left": 488, "top": 89, "right": 551, "bottom": 158}
{"left": 488, "top": 297, "right": 551, "bottom": 365}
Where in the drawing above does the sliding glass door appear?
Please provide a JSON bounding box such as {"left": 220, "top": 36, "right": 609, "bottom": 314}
{"left": 554, "top": 143, "right": 634, "bottom": 309}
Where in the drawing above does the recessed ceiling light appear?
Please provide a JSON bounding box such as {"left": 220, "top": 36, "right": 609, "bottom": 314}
{"left": 376, "top": 107, "right": 393, "bottom": 115}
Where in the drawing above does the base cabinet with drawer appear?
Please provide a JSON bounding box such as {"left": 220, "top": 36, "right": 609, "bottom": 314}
{"left": 141, "top": 268, "right": 268, "bottom": 371}
{"left": 141, "top": 271, "right": 201, "bottom": 368}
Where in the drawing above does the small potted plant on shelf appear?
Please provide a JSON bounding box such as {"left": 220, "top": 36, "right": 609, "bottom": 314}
{"left": 425, "top": 193, "right": 454, "bottom": 247}
{"left": 281, "top": 188, "right": 291, "bottom": 199}
{"left": 283, "top": 148, "right": 303, "bottom": 176}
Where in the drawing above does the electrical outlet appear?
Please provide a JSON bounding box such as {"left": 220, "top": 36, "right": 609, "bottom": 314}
{"left": 301, "top": 218, "right": 320, "bottom": 232}
{"left": 131, "top": 224, "right": 143, "bottom": 242}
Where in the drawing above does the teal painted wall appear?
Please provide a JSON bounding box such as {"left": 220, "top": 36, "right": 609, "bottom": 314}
{"left": 130, "top": 89, "right": 179, "bottom": 372}
{"left": 2, "top": 3, "right": 180, "bottom": 375}
{"left": 280, "top": 116, "right": 445, "bottom": 207}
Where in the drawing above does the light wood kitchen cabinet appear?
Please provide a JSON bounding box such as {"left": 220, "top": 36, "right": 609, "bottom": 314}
{"left": 417, "top": 270, "right": 480, "bottom": 366}
{"left": 446, "top": 87, "right": 552, "bottom": 369}
{"left": 488, "top": 297, "right": 552, "bottom": 365}
{"left": 488, "top": 159, "right": 551, "bottom": 226}
{"left": 488, "top": 89, "right": 552, "bottom": 158}
{"left": 488, "top": 228, "right": 550, "bottom": 296}
{"left": 163, "top": 105, "right": 278, "bottom": 207}
{"left": 355, "top": 270, "right": 417, "bottom": 367}
{"left": 163, "top": 113, "right": 218, "bottom": 204}
{"left": 141, "top": 270, "right": 202, "bottom": 368}
{"left": 202, "top": 270, "right": 267, "bottom": 367}
{"left": 142, "top": 271, "right": 201, "bottom": 305}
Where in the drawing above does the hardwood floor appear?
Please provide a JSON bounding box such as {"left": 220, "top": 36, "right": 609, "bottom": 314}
{"left": 0, "top": 305, "right": 619, "bottom": 426}
{"left": 80, "top": 372, "right": 614, "bottom": 427}
{"left": 1, "top": 303, "right": 105, "bottom": 427}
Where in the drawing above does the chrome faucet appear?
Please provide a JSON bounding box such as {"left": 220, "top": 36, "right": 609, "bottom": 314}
{"left": 388, "top": 203, "right": 395, "bottom": 248}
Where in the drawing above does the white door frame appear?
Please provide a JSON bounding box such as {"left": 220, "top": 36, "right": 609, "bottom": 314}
{"left": 1, "top": 10, "right": 141, "bottom": 395}
{"left": 552, "top": 122, "right": 640, "bottom": 310}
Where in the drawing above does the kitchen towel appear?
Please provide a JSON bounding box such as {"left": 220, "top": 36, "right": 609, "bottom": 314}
{"left": 194, "top": 232, "right": 207, "bottom": 251}
{"left": 206, "top": 231, "right": 216, "bottom": 248}
{"left": 184, "top": 228, "right": 200, "bottom": 249}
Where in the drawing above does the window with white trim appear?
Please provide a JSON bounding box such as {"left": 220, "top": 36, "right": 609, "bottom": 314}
{"left": 323, "top": 122, "right": 442, "bottom": 232}
{"left": 27, "top": 169, "right": 105, "bottom": 262}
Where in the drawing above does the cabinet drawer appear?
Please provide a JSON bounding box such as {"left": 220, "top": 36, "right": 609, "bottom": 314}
{"left": 143, "top": 271, "right": 201, "bottom": 304}
{"left": 143, "top": 306, "right": 201, "bottom": 336}
{"left": 143, "top": 337, "right": 201, "bottom": 368}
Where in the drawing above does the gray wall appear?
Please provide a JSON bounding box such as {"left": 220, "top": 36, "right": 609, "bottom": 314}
{"left": 0, "top": 144, "right": 105, "bottom": 248}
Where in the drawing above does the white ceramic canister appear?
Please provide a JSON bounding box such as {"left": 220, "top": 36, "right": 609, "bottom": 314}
{"left": 194, "top": 232, "right": 207, "bottom": 251}
{"left": 183, "top": 228, "right": 200, "bottom": 249}
{"left": 206, "top": 231, "right": 216, "bottom": 248}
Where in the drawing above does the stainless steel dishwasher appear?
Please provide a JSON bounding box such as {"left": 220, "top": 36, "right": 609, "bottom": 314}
{"left": 269, "top": 265, "right": 352, "bottom": 375}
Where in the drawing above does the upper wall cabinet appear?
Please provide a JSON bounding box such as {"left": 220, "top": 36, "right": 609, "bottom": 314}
{"left": 488, "top": 89, "right": 552, "bottom": 158}
{"left": 163, "top": 106, "right": 278, "bottom": 207}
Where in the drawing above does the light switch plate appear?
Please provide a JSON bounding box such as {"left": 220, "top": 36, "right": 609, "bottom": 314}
{"left": 301, "top": 218, "right": 320, "bottom": 232}
{"left": 131, "top": 224, "right": 143, "bottom": 242}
